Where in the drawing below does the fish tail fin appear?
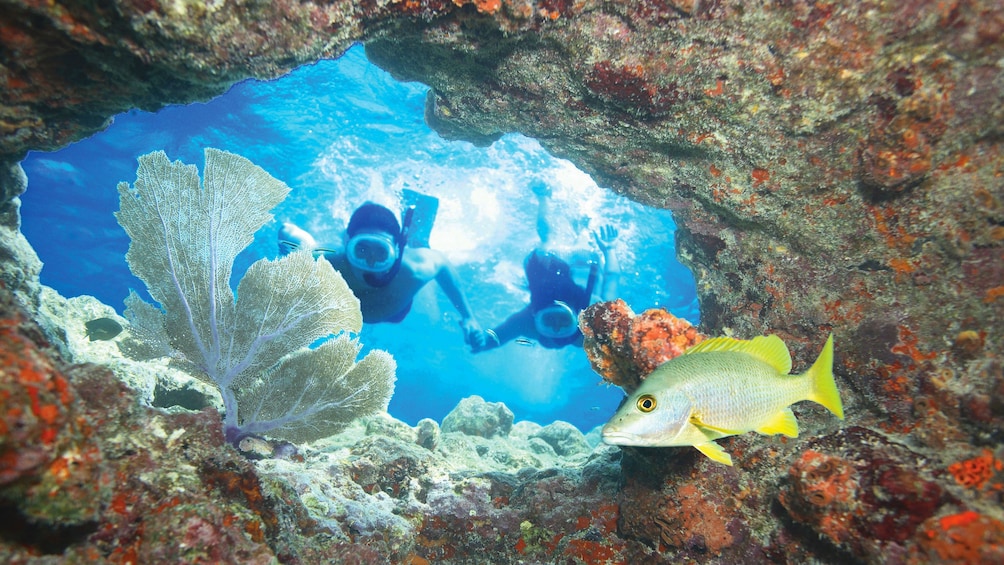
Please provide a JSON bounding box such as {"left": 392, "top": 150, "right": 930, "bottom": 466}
{"left": 804, "top": 334, "right": 844, "bottom": 420}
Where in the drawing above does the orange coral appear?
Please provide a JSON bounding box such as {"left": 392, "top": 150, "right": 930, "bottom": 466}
{"left": 947, "top": 449, "right": 1002, "bottom": 490}
{"left": 579, "top": 299, "right": 636, "bottom": 387}
{"left": 450, "top": 0, "right": 501, "bottom": 14}
{"left": 561, "top": 539, "right": 625, "bottom": 564}
{"left": 580, "top": 300, "right": 704, "bottom": 391}
{"left": 869, "top": 205, "right": 918, "bottom": 251}
{"left": 891, "top": 324, "right": 937, "bottom": 362}
{"left": 984, "top": 285, "right": 1004, "bottom": 303}
{"left": 859, "top": 116, "right": 933, "bottom": 194}
{"left": 628, "top": 308, "right": 705, "bottom": 376}
{"left": 779, "top": 450, "right": 860, "bottom": 548}
{"left": 916, "top": 511, "right": 1004, "bottom": 564}
{"left": 656, "top": 483, "right": 734, "bottom": 555}
{"left": 704, "top": 78, "right": 724, "bottom": 97}
{"left": 575, "top": 504, "right": 619, "bottom": 535}
{"left": 889, "top": 257, "right": 917, "bottom": 279}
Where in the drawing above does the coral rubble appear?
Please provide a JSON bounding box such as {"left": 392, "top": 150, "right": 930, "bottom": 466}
{"left": 0, "top": 287, "right": 640, "bottom": 562}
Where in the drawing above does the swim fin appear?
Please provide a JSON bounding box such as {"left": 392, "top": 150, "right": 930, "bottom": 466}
{"left": 402, "top": 188, "right": 439, "bottom": 248}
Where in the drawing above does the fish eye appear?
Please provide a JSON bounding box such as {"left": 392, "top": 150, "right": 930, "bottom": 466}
{"left": 636, "top": 394, "right": 657, "bottom": 413}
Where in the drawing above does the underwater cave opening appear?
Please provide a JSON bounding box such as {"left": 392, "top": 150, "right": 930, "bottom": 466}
{"left": 18, "top": 43, "right": 699, "bottom": 433}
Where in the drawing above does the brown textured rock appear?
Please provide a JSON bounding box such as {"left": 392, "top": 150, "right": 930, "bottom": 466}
{"left": 0, "top": 296, "right": 105, "bottom": 525}
{"left": 0, "top": 285, "right": 298, "bottom": 561}
{"left": 2, "top": 0, "right": 1003, "bottom": 562}
{"left": 778, "top": 427, "right": 953, "bottom": 562}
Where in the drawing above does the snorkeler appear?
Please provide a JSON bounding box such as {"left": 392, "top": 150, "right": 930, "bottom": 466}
{"left": 279, "top": 202, "right": 484, "bottom": 347}
{"left": 470, "top": 181, "right": 620, "bottom": 352}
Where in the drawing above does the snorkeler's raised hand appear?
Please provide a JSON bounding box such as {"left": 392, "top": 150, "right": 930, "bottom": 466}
{"left": 594, "top": 224, "right": 622, "bottom": 300}
{"left": 529, "top": 179, "right": 552, "bottom": 199}
{"left": 592, "top": 224, "right": 619, "bottom": 253}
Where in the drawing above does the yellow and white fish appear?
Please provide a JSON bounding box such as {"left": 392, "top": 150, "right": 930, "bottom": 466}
{"left": 601, "top": 334, "right": 842, "bottom": 466}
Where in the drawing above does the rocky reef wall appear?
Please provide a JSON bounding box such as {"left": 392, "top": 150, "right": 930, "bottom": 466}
{"left": 1, "top": 1, "right": 1002, "bottom": 563}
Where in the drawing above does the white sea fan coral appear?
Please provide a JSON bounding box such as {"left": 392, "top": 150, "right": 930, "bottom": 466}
{"left": 116, "top": 148, "right": 395, "bottom": 444}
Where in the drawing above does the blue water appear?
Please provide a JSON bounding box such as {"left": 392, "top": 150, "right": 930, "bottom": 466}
{"left": 20, "top": 44, "right": 698, "bottom": 432}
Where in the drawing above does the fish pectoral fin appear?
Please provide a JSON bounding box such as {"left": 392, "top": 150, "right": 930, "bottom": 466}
{"left": 694, "top": 442, "right": 733, "bottom": 466}
{"left": 689, "top": 414, "right": 743, "bottom": 436}
{"left": 755, "top": 407, "right": 800, "bottom": 437}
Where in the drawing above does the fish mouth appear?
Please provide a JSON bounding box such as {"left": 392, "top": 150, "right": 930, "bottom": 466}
{"left": 600, "top": 427, "right": 641, "bottom": 446}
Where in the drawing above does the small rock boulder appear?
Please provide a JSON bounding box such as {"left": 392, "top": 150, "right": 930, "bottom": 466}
{"left": 415, "top": 418, "right": 440, "bottom": 450}
{"left": 441, "top": 395, "right": 514, "bottom": 438}
{"left": 531, "top": 421, "right": 590, "bottom": 457}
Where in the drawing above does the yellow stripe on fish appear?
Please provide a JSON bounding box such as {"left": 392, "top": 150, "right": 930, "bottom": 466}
{"left": 601, "top": 334, "right": 842, "bottom": 466}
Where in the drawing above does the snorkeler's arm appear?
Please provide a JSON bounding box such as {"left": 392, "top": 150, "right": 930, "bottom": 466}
{"left": 594, "top": 225, "right": 621, "bottom": 301}
{"left": 476, "top": 309, "right": 534, "bottom": 352}
{"left": 530, "top": 180, "right": 554, "bottom": 246}
{"left": 433, "top": 258, "right": 483, "bottom": 342}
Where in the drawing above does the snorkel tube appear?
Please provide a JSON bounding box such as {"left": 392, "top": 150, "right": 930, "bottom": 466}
{"left": 363, "top": 205, "right": 415, "bottom": 287}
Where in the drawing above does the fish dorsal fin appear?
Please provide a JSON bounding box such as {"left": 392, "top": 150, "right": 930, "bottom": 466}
{"left": 694, "top": 441, "right": 733, "bottom": 466}
{"left": 684, "top": 335, "right": 792, "bottom": 375}
{"left": 755, "top": 407, "right": 799, "bottom": 437}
